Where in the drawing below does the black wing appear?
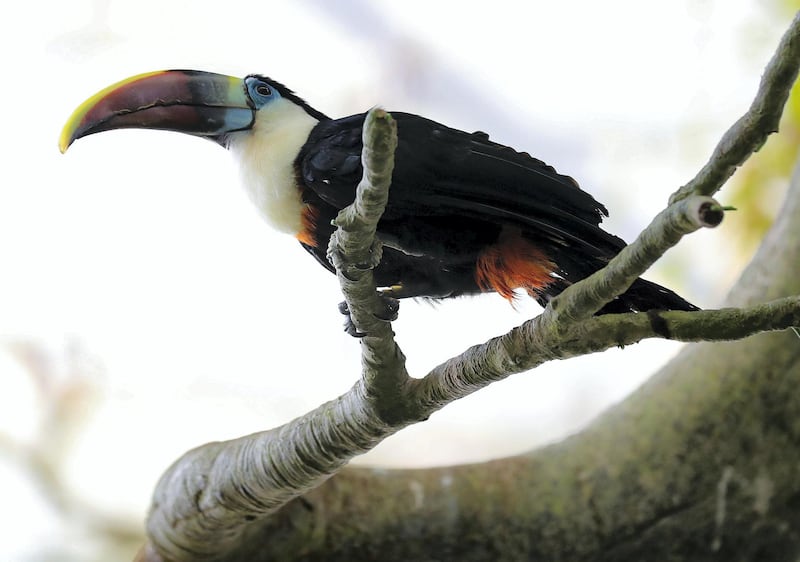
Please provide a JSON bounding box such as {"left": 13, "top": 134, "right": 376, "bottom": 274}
{"left": 297, "top": 112, "right": 699, "bottom": 312}
{"left": 298, "top": 112, "right": 626, "bottom": 264}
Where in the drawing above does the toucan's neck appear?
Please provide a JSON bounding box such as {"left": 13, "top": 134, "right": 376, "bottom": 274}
{"left": 264, "top": 78, "right": 329, "bottom": 121}
{"left": 227, "top": 98, "right": 320, "bottom": 236}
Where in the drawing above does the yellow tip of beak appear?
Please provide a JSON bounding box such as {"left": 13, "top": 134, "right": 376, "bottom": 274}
{"left": 58, "top": 70, "right": 168, "bottom": 154}
{"left": 58, "top": 131, "right": 71, "bottom": 154}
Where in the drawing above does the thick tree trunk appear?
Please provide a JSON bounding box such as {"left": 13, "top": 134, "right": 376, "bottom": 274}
{"left": 216, "top": 158, "right": 800, "bottom": 561}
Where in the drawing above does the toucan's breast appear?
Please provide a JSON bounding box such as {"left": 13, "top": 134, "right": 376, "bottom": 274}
{"left": 227, "top": 98, "right": 319, "bottom": 236}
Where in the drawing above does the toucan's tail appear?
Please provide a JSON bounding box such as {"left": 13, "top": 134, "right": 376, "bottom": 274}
{"left": 537, "top": 277, "right": 699, "bottom": 315}
{"left": 598, "top": 278, "right": 699, "bottom": 314}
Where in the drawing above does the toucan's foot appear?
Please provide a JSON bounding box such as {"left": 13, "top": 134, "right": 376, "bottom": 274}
{"left": 339, "top": 301, "right": 365, "bottom": 337}
{"left": 343, "top": 315, "right": 365, "bottom": 337}
{"left": 375, "top": 293, "right": 400, "bottom": 321}
{"left": 338, "top": 294, "right": 400, "bottom": 338}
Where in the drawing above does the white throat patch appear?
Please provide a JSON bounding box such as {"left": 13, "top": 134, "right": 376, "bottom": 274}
{"left": 227, "top": 98, "right": 319, "bottom": 236}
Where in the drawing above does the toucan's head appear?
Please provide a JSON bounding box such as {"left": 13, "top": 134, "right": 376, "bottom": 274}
{"left": 59, "top": 70, "right": 326, "bottom": 153}
{"left": 60, "top": 70, "right": 329, "bottom": 237}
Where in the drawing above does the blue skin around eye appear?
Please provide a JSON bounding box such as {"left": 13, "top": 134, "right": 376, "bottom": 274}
{"left": 244, "top": 77, "right": 282, "bottom": 109}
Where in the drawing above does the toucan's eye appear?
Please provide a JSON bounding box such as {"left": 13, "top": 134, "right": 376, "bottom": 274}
{"left": 244, "top": 75, "right": 280, "bottom": 109}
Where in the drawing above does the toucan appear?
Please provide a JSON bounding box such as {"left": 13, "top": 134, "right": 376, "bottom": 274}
{"left": 60, "top": 70, "right": 698, "bottom": 332}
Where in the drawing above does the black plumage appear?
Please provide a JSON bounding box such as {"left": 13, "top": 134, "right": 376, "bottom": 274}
{"left": 297, "top": 112, "right": 696, "bottom": 313}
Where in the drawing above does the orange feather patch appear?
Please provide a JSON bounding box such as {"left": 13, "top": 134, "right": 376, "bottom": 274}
{"left": 475, "top": 230, "right": 556, "bottom": 301}
{"left": 296, "top": 204, "right": 320, "bottom": 247}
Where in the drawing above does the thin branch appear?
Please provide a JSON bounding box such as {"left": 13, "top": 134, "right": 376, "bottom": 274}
{"left": 573, "top": 295, "right": 800, "bottom": 345}
{"left": 522, "top": 11, "right": 800, "bottom": 323}
{"left": 326, "top": 109, "right": 413, "bottom": 421}
{"left": 548, "top": 196, "right": 724, "bottom": 324}
{"left": 326, "top": 108, "right": 397, "bottom": 339}
{"left": 669, "top": 11, "right": 800, "bottom": 204}
{"left": 408, "top": 295, "right": 800, "bottom": 412}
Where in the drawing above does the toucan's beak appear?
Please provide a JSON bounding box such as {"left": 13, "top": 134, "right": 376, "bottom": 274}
{"left": 59, "top": 70, "right": 254, "bottom": 153}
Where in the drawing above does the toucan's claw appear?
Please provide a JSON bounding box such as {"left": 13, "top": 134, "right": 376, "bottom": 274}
{"left": 338, "top": 294, "right": 400, "bottom": 337}
{"left": 375, "top": 295, "right": 400, "bottom": 321}
{"left": 344, "top": 317, "right": 367, "bottom": 338}
{"left": 338, "top": 300, "right": 366, "bottom": 337}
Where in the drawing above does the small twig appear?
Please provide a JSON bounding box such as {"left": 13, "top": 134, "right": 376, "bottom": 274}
{"left": 669, "top": 11, "right": 800, "bottom": 205}
{"left": 531, "top": 13, "right": 800, "bottom": 322}
{"left": 547, "top": 196, "right": 725, "bottom": 324}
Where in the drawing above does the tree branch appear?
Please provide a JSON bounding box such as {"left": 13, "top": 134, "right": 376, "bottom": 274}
{"left": 326, "top": 108, "right": 397, "bottom": 339}
{"left": 669, "top": 11, "right": 800, "bottom": 205}
{"left": 547, "top": 196, "right": 724, "bottom": 324}
{"left": 326, "top": 109, "right": 414, "bottom": 421}
{"left": 140, "top": 109, "right": 410, "bottom": 562}
{"left": 408, "top": 295, "right": 800, "bottom": 413}
{"left": 176, "top": 109, "right": 800, "bottom": 562}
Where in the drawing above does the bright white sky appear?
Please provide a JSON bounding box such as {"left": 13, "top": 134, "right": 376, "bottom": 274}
{"left": 0, "top": 0, "right": 789, "bottom": 558}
